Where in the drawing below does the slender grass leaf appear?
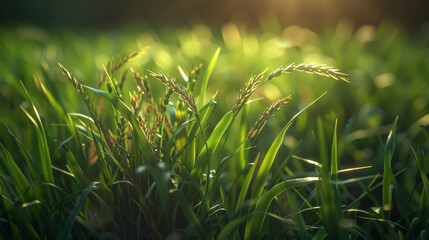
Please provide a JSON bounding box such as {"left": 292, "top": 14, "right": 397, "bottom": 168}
{"left": 316, "top": 118, "right": 344, "bottom": 240}
{"left": 191, "top": 111, "right": 234, "bottom": 180}
{"left": 20, "top": 81, "right": 54, "bottom": 183}
{"left": 235, "top": 162, "right": 256, "bottom": 214}
{"left": 59, "top": 182, "right": 98, "bottom": 240}
{"left": 285, "top": 189, "right": 310, "bottom": 240}
{"left": 1, "top": 121, "right": 37, "bottom": 180}
{"left": 170, "top": 189, "right": 205, "bottom": 239}
{"left": 245, "top": 92, "right": 326, "bottom": 239}
{"left": 412, "top": 147, "right": 429, "bottom": 231}
{"left": 0, "top": 143, "right": 33, "bottom": 207}
{"left": 198, "top": 47, "right": 220, "bottom": 108}
{"left": 2, "top": 195, "right": 40, "bottom": 240}
{"left": 248, "top": 178, "right": 319, "bottom": 239}
{"left": 149, "top": 165, "right": 172, "bottom": 232}
{"left": 91, "top": 130, "right": 111, "bottom": 179}
{"left": 64, "top": 151, "right": 85, "bottom": 187}
{"left": 331, "top": 119, "right": 338, "bottom": 183}
{"left": 216, "top": 214, "right": 251, "bottom": 240}
{"left": 382, "top": 116, "right": 398, "bottom": 217}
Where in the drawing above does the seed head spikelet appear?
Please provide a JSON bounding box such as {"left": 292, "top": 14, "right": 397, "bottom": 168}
{"left": 247, "top": 96, "right": 292, "bottom": 141}
{"left": 149, "top": 70, "right": 199, "bottom": 120}
{"left": 233, "top": 73, "right": 264, "bottom": 115}
{"left": 131, "top": 68, "right": 158, "bottom": 122}
{"left": 98, "top": 48, "right": 148, "bottom": 87}
{"left": 148, "top": 88, "right": 173, "bottom": 144}
{"left": 59, "top": 63, "right": 114, "bottom": 149}
{"left": 265, "top": 63, "right": 350, "bottom": 83}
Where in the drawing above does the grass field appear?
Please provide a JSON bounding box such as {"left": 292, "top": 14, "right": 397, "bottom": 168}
{"left": 0, "top": 22, "right": 428, "bottom": 239}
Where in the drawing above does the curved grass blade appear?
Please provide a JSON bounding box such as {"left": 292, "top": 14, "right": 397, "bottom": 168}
{"left": 2, "top": 195, "right": 40, "bottom": 240}
{"left": 216, "top": 213, "right": 254, "bottom": 240}
{"left": 235, "top": 161, "right": 257, "bottom": 214}
{"left": 198, "top": 47, "right": 220, "bottom": 108}
{"left": 0, "top": 144, "right": 31, "bottom": 199}
{"left": 191, "top": 110, "right": 234, "bottom": 180}
{"left": 245, "top": 92, "right": 326, "bottom": 239}
{"left": 59, "top": 182, "right": 98, "bottom": 239}
{"left": 20, "top": 81, "right": 54, "bottom": 183}
{"left": 1, "top": 120, "right": 37, "bottom": 177}
{"left": 382, "top": 116, "right": 398, "bottom": 217}
{"left": 170, "top": 189, "right": 205, "bottom": 239}
{"left": 316, "top": 117, "right": 344, "bottom": 239}
{"left": 331, "top": 119, "right": 338, "bottom": 183}
{"left": 248, "top": 178, "right": 319, "bottom": 239}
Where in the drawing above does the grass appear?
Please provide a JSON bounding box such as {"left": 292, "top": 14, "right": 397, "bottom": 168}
{"left": 0, "top": 22, "right": 429, "bottom": 239}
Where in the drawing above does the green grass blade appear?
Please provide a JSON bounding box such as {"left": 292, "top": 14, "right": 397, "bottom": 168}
{"left": 1, "top": 121, "right": 37, "bottom": 178}
{"left": 198, "top": 47, "right": 220, "bottom": 108}
{"left": 235, "top": 162, "right": 257, "bottom": 213}
{"left": 90, "top": 130, "right": 111, "bottom": 179}
{"left": 64, "top": 150, "right": 85, "bottom": 187}
{"left": 149, "top": 165, "right": 172, "bottom": 232}
{"left": 316, "top": 117, "right": 344, "bottom": 240}
{"left": 216, "top": 214, "right": 252, "bottom": 240}
{"left": 0, "top": 144, "right": 31, "bottom": 199}
{"left": 331, "top": 119, "right": 338, "bottom": 183}
{"left": 285, "top": 189, "right": 310, "bottom": 240}
{"left": 382, "top": 116, "right": 398, "bottom": 217}
{"left": 59, "top": 182, "right": 98, "bottom": 240}
{"left": 2, "top": 195, "right": 40, "bottom": 240}
{"left": 20, "top": 82, "right": 54, "bottom": 183}
{"left": 171, "top": 189, "right": 205, "bottom": 239}
{"left": 412, "top": 147, "right": 429, "bottom": 232}
{"left": 191, "top": 110, "right": 234, "bottom": 180}
{"left": 244, "top": 92, "right": 326, "bottom": 239}
{"left": 83, "top": 85, "right": 155, "bottom": 164}
{"left": 248, "top": 178, "right": 319, "bottom": 239}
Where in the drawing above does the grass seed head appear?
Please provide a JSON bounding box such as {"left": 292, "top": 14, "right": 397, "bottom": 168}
{"left": 149, "top": 70, "right": 199, "bottom": 119}
{"left": 266, "top": 63, "right": 349, "bottom": 83}
{"left": 247, "top": 96, "right": 292, "bottom": 141}
{"left": 233, "top": 73, "right": 264, "bottom": 115}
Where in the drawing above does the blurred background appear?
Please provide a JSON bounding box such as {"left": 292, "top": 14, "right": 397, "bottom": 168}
{"left": 2, "top": 0, "right": 429, "bottom": 32}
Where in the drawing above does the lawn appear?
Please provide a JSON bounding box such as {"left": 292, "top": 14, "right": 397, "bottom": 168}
{"left": 0, "top": 21, "right": 428, "bottom": 239}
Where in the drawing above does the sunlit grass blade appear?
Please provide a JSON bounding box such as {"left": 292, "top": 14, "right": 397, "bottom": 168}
{"left": 331, "top": 119, "right": 338, "bottom": 183}
{"left": 316, "top": 117, "right": 344, "bottom": 240}
{"left": 382, "top": 116, "right": 398, "bottom": 217}
{"left": 244, "top": 92, "right": 326, "bottom": 239}
{"left": 20, "top": 81, "right": 54, "bottom": 184}
{"left": 198, "top": 47, "right": 220, "bottom": 108}
{"left": 64, "top": 150, "right": 85, "bottom": 187}
{"left": 235, "top": 161, "right": 257, "bottom": 214}
{"left": 191, "top": 110, "right": 234, "bottom": 180}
